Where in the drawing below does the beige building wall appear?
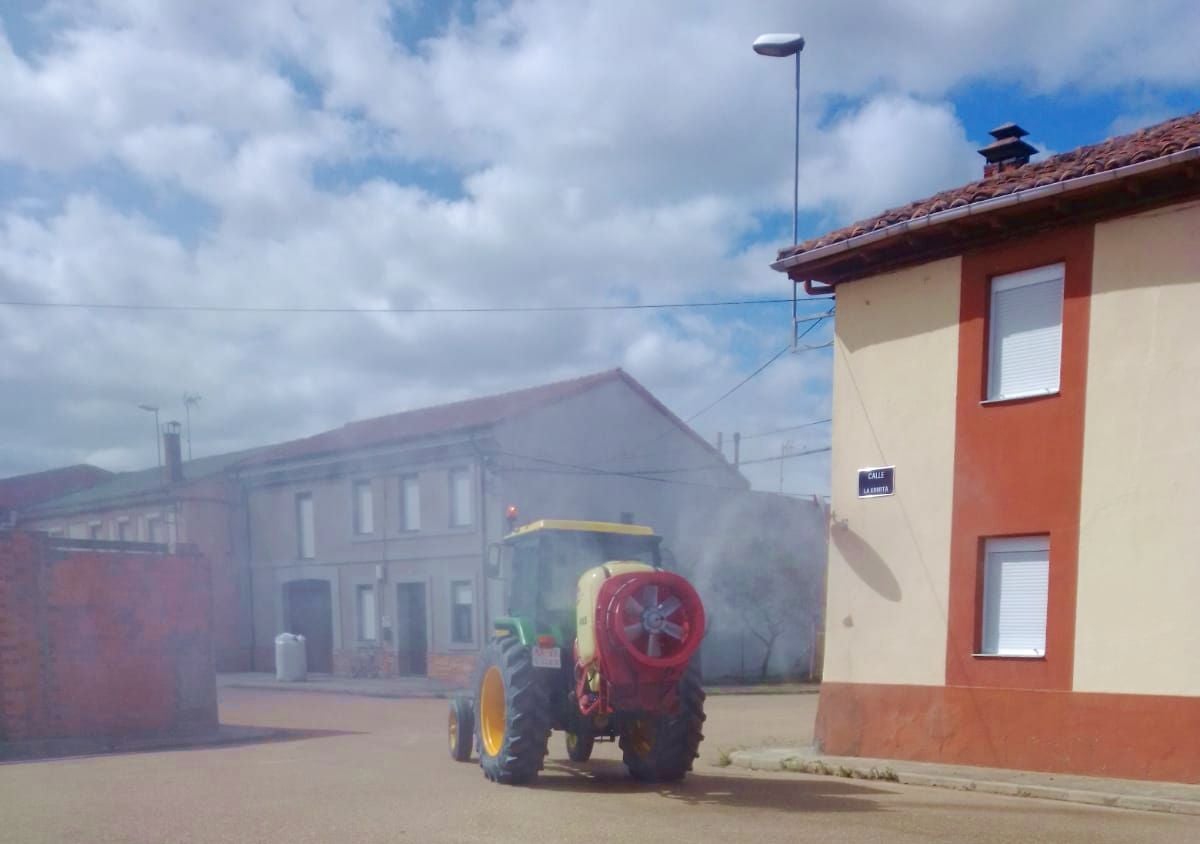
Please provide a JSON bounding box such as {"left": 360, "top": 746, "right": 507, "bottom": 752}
{"left": 824, "top": 257, "right": 961, "bottom": 686}
{"left": 1074, "top": 199, "right": 1200, "bottom": 697}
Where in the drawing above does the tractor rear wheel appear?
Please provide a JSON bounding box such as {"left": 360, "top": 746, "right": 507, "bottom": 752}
{"left": 565, "top": 730, "right": 595, "bottom": 762}
{"left": 448, "top": 695, "right": 473, "bottom": 762}
{"left": 620, "top": 665, "right": 706, "bottom": 783}
{"left": 474, "top": 636, "right": 551, "bottom": 785}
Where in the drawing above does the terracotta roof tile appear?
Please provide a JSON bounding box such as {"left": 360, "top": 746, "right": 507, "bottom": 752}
{"left": 781, "top": 111, "right": 1200, "bottom": 260}
{"left": 0, "top": 465, "right": 113, "bottom": 512}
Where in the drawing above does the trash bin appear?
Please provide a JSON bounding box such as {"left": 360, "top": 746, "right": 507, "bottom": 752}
{"left": 275, "top": 633, "right": 308, "bottom": 682}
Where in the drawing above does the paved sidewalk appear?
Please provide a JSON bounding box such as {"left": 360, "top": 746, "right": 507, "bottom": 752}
{"left": 219, "top": 672, "right": 819, "bottom": 699}
{"left": 729, "top": 746, "right": 1200, "bottom": 816}
{"left": 218, "top": 672, "right": 462, "bottom": 699}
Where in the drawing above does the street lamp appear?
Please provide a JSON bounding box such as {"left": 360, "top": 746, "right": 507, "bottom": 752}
{"left": 182, "top": 393, "right": 202, "bottom": 461}
{"left": 138, "top": 403, "right": 161, "bottom": 468}
{"left": 753, "top": 33, "right": 805, "bottom": 245}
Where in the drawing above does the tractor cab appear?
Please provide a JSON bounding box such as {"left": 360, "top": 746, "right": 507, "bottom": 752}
{"left": 490, "top": 520, "right": 662, "bottom": 638}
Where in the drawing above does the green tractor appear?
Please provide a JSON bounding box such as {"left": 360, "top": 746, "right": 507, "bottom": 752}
{"left": 447, "top": 519, "right": 707, "bottom": 785}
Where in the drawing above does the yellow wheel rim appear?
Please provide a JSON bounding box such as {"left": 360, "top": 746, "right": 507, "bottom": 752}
{"left": 448, "top": 708, "right": 458, "bottom": 752}
{"left": 566, "top": 732, "right": 578, "bottom": 753}
{"left": 479, "top": 666, "right": 506, "bottom": 757}
{"left": 629, "top": 719, "right": 654, "bottom": 757}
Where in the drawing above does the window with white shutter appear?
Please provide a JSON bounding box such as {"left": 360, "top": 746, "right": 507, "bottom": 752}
{"left": 449, "top": 468, "right": 473, "bottom": 527}
{"left": 401, "top": 475, "right": 420, "bottom": 531}
{"left": 980, "top": 535, "right": 1049, "bottom": 657}
{"left": 356, "top": 584, "right": 377, "bottom": 641}
{"left": 353, "top": 481, "right": 373, "bottom": 535}
{"left": 987, "top": 263, "right": 1064, "bottom": 401}
{"left": 296, "top": 493, "right": 315, "bottom": 559}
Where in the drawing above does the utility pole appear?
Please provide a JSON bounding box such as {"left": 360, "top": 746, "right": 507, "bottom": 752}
{"left": 716, "top": 432, "right": 723, "bottom": 458}
{"left": 182, "top": 393, "right": 202, "bottom": 461}
{"left": 779, "top": 439, "right": 796, "bottom": 493}
{"left": 733, "top": 432, "right": 741, "bottom": 467}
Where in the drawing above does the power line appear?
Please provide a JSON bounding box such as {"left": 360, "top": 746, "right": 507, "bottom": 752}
{"left": 685, "top": 345, "right": 791, "bottom": 424}
{"left": 0, "top": 296, "right": 826, "bottom": 316}
{"left": 629, "top": 444, "right": 831, "bottom": 474}
{"left": 491, "top": 449, "right": 749, "bottom": 492}
{"left": 741, "top": 418, "right": 832, "bottom": 441}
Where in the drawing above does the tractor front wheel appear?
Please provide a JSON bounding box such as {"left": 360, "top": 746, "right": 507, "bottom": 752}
{"left": 448, "top": 695, "right": 473, "bottom": 762}
{"left": 475, "top": 637, "right": 551, "bottom": 785}
{"left": 619, "top": 665, "right": 706, "bottom": 783}
{"left": 565, "top": 730, "right": 595, "bottom": 762}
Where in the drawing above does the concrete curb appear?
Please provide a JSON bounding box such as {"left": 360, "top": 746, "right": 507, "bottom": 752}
{"left": 222, "top": 681, "right": 459, "bottom": 700}
{"left": 727, "top": 749, "right": 1200, "bottom": 817}
{"left": 704, "top": 685, "right": 821, "bottom": 696}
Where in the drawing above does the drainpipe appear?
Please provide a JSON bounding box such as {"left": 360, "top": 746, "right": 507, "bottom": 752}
{"left": 478, "top": 451, "right": 489, "bottom": 641}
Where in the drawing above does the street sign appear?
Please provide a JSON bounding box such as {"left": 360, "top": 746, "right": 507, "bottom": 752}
{"left": 858, "top": 466, "right": 895, "bottom": 498}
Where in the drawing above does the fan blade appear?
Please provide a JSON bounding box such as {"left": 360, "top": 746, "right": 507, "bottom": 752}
{"left": 640, "top": 584, "right": 659, "bottom": 610}
{"left": 625, "top": 594, "right": 645, "bottom": 615}
{"left": 657, "top": 596, "right": 682, "bottom": 618}
{"left": 647, "top": 632, "right": 662, "bottom": 658}
{"left": 661, "top": 621, "right": 685, "bottom": 641}
{"left": 624, "top": 622, "right": 646, "bottom": 640}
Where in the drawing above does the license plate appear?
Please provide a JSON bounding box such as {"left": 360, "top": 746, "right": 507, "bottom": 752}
{"left": 531, "top": 646, "right": 561, "bottom": 669}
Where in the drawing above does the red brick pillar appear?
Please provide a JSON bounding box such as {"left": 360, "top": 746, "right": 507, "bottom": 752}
{"left": 0, "top": 531, "right": 44, "bottom": 740}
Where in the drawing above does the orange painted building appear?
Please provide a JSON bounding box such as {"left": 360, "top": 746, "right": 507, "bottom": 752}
{"left": 773, "top": 113, "right": 1200, "bottom": 783}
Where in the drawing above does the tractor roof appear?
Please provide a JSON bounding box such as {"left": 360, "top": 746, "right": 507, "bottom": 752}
{"left": 506, "top": 519, "right": 656, "bottom": 539}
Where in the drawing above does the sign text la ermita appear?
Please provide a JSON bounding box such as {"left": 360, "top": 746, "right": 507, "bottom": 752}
{"left": 858, "top": 465, "right": 895, "bottom": 498}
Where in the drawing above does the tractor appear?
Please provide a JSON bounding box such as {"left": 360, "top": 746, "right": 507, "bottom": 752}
{"left": 447, "top": 518, "right": 707, "bottom": 785}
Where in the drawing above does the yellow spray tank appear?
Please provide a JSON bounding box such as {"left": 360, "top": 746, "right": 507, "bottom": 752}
{"left": 576, "top": 561, "right": 656, "bottom": 665}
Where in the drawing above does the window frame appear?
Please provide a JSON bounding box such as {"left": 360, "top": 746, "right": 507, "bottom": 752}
{"left": 145, "top": 514, "right": 166, "bottom": 544}
{"left": 985, "top": 262, "right": 1065, "bottom": 403}
{"left": 450, "top": 579, "right": 474, "bottom": 644}
{"left": 449, "top": 467, "right": 473, "bottom": 528}
{"left": 355, "top": 583, "right": 377, "bottom": 643}
{"left": 296, "top": 492, "right": 315, "bottom": 559}
{"left": 115, "top": 518, "right": 131, "bottom": 542}
{"left": 978, "top": 534, "right": 1050, "bottom": 658}
{"left": 400, "top": 474, "right": 421, "bottom": 532}
{"left": 352, "top": 480, "right": 374, "bottom": 536}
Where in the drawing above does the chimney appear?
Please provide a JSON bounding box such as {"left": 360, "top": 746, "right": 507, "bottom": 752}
{"left": 978, "top": 123, "right": 1037, "bottom": 178}
{"left": 163, "top": 421, "right": 184, "bottom": 484}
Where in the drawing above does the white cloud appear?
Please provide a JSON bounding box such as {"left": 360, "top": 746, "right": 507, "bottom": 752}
{"left": 0, "top": 0, "right": 1197, "bottom": 485}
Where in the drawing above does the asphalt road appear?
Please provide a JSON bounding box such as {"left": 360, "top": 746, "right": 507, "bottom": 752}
{"left": 0, "top": 689, "right": 1195, "bottom": 843}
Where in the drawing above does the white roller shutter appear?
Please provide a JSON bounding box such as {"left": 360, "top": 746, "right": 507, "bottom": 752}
{"left": 987, "top": 263, "right": 1064, "bottom": 401}
{"left": 981, "top": 536, "right": 1049, "bottom": 656}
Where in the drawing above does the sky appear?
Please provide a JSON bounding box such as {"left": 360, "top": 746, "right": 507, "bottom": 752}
{"left": 1, "top": 0, "right": 1198, "bottom": 495}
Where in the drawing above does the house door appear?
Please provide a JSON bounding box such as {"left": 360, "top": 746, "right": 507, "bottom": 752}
{"left": 396, "top": 583, "right": 427, "bottom": 676}
{"left": 284, "top": 579, "right": 333, "bottom": 674}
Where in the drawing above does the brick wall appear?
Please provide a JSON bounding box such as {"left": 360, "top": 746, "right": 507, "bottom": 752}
{"left": 0, "top": 531, "right": 217, "bottom": 742}
{"left": 428, "top": 653, "right": 476, "bottom": 687}
{"left": 333, "top": 647, "right": 397, "bottom": 678}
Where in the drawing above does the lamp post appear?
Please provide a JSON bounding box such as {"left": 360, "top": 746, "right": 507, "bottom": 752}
{"left": 752, "top": 33, "right": 805, "bottom": 245}
{"left": 138, "top": 403, "right": 161, "bottom": 468}
{"left": 182, "top": 393, "right": 201, "bottom": 461}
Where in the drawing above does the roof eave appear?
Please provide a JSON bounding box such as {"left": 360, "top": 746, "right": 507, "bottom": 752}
{"left": 771, "top": 145, "right": 1200, "bottom": 280}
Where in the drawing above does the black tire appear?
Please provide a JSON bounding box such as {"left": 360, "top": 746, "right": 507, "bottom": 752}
{"left": 474, "top": 637, "right": 552, "bottom": 785}
{"left": 448, "top": 695, "right": 473, "bottom": 762}
{"left": 565, "top": 730, "right": 595, "bottom": 762}
{"left": 620, "top": 664, "right": 706, "bottom": 783}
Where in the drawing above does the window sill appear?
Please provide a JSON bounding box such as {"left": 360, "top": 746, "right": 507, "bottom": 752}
{"left": 972, "top": 652, "right": 1046, "bottom": 660}
{"left": 980, "top": 390, "right": 1060, "bottom": 406}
